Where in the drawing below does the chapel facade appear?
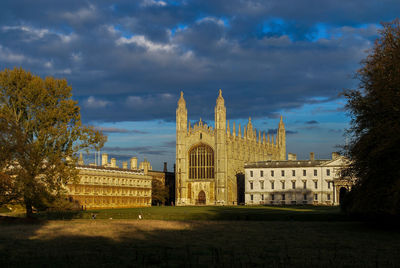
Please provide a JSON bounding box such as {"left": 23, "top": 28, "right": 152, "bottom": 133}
{"left": 176, "top": 90, "right": 286, "bottom": 206}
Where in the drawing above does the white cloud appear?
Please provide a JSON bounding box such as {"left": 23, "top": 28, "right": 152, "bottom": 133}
{"left": 44, "top": 61, "right": 53, "bottom": 68}
{"left": 196, "top": 17, "right": 226, "bottom": 27}
{"left": 126, "top": 96, "right": 144, "bottom": 106}
{"left": 62, "top": 4, "right": 98, "bottom": 23}
{"left": 0, "top": 45, "right": 26, "bottom": 63}
{"left": 84, "top": 96, "right": 111, "bottom": 108}
{"left": 116, "top": 35, "right": 175, "bottom": 52}
{"left": 71, "top": 52, "right": 82, "bottom": 62}
{"left": 141, "top": 0, "right": 167, "bottom": 7}
{"left": 2, "top": 25, "right": 76, "bottom": 43}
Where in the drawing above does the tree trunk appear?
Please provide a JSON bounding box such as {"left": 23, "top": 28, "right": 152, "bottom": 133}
{"left": 25, "top": 200, "right": 33, "bottom": 218}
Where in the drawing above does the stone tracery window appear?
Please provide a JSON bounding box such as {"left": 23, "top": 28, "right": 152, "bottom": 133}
{"left": 189, "top": 144, "right": 214, "bottom": 179}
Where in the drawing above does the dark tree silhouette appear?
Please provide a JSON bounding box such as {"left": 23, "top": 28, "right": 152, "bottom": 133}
{"left": 342, "top": 19, "right": 400, "bottom": 217}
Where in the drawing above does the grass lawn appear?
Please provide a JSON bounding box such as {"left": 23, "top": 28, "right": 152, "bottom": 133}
{"left": 1, "top": 206, "right": 399, "bottom": 267}
{"left": 36, "top": 205, "right": 345, "bottom": 221}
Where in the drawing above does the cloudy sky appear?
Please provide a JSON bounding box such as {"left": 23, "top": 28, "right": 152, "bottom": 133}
{"left": 1, "top": 0, "right": 398, "bottom": 170}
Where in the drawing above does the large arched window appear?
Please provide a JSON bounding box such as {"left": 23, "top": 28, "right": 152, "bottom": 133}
{"left": 189, "top": 144, "right": 214, "bottom": 179}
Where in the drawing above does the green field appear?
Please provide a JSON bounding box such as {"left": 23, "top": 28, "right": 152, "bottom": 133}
{"left": 1, "top": 206, "right": 400, "bottom": 267}
{"left": 37, "top": 205, "right": 345, "bottom": 221}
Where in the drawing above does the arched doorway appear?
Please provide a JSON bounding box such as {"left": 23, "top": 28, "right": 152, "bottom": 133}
{"left": 197, "top": 190, "right": 206, "bottom": 205}
{"left": 339, "top": 187, "right": 347, "bottom": 206}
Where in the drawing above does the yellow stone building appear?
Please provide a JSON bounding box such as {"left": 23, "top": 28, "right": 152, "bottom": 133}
{"left": 176, "top": 90, "right": 286, "bottom": 205}
{"left": 66, "top": 154, "right": 152, "bottom": 209}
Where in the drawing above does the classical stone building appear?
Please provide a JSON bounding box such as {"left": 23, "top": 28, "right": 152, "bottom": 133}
{"left": 176, "top": 90, "right": 286, "bottom": 206}
{"left": 244, "top": 152, "right": 354, "bottom": 205}
{"left": 66, "top": 153, "right": 152, "bottom": 209}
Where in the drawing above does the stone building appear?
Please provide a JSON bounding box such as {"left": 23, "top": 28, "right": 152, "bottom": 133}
{"left": 244, "top": 152, "right": 354, "bottom": 205}
{"left": 176, "top": 90, "right": 286, "bottom": 206}
{"left": 66, "top": 153, "right": 152, "bottom": 209}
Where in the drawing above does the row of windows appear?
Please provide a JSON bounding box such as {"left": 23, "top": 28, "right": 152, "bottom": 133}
{"left": 81, "top": 176, "right": 149, "bottom": 187}
{"left": 249, "top": 180, "right": 332, "bottom": 190}
{"left": 73, "top": 185, "right": 150, "bottom": 196}
{"left": 250, "top": 169, "right": 331, "bottom": 178}
{"left": 249, "top": 193, "right": 331, "bottom": 201}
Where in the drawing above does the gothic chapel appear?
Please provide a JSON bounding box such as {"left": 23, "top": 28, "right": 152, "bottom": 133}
{"left": 176, "top": 90, "right": 286, "bottom": 205}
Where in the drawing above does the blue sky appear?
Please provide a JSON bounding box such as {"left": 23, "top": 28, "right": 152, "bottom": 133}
{"left": 1, "top": 0, "right": 399, "bottom": 170}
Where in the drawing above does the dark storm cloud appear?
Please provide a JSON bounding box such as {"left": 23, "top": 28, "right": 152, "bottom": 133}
{"left": 267, "top": 129, "right": 297, "bottom": 135}
{"left": 103, "top": 146, "right": 170, "bottom": 155}
{"left": 0, "top": 0, "right": 398, "bottom": 122}
{"left": 95, "top": 126, "right": 148, "bottom": 134}
{"left": 305, "top": 120, "right": 319, "bottom": 125}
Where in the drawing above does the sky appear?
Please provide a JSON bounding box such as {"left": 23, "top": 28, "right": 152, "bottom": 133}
{"left": 1, "top": 0, "right": 399, "bottom": 171}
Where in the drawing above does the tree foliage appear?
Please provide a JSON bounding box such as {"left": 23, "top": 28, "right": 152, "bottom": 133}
{"left": 152, "top": 178, "right": 169, "bottom": 205}
{"left": 0, "top": 67, "right": 106, "bottom": 217}
{"left": 343, "top": 19, "right": 400, "bottom": 216}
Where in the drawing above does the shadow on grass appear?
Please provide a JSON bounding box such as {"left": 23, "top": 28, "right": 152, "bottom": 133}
{"left": 32, "top": 205, "right": 348, "bottom": 222}
{"left": 1, "top": 218, "right": 400, "bottom": 267}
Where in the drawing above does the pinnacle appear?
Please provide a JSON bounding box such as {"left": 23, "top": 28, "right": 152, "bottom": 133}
{"left": 178, "top": 91, "right": 186, "bottom": 107}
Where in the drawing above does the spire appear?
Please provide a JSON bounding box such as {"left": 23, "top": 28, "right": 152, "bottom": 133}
{"left": 176, "top": 91, "right": 188, "bottom": 133}
{"left": 214, "top": 89, "right": 226, "bottom": 130}
{"left": 232, "top": 122, "right": 236, "bottom": 137}
{"left": 263, "top": 132, "right": 266, "bottom": 144}
{"left": 279, "top": 115, "right": 285, "bottom": 129}
{"left": 227, "top": 120, "right": 230, "bottom": 136}
{"left": 267, "top": 133, "right": 270, "bottom": 144}
{"left": 244, "top": 127, "right": 247, "bottom": 139}
{"left": 178, "top": 91, "right": 186, "bottom": 107}
{"left": 258, "top": 130, "right": 261, "bottom": 143}
{"left": 216, "top": 89, "right": 225, "bottom": 106}
{"left": 247, "top": 117, "right": 253, "bottom": 137}
{"left": 78, "top": 152, "right": 84, "bottom": 165}
{"left": 238, "top": 123, "right": 241, "bottom": 138}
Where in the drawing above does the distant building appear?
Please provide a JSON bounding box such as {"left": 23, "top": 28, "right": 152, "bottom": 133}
{"left": 66, "top": 153, "right": 152, "bottom": 209}
{"left": 176, "top": 90, "right": 286, "bottom": 206}
{"left": 244, "top": 152, "right": 354, "bottom": 205}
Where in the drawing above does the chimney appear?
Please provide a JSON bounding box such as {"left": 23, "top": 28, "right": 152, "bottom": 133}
{"left": 163, "top": 162, "right": 168, "bottom": 172}
{"left": 110, "top": 158, "right": 117, "bottom": 168}
{"left": 122, "top": 161, "right": 128, "bottom": 169}
{"left": 102, "top": 153, "right": 108, "bottom": 166}
{"left": 310, "top": 152, "right": 315, "bottom": 161}
{"left": 332, "top": 152, "right": 340, "bottom": 160}
{"left": 288, "top": 153, "right": 297, "bottom": 161}
{"left": 130, "top": 157, "right": 137, "bottom": 170}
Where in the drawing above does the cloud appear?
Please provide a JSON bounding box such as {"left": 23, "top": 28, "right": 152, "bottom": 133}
{"left": 267, "top": 128, "right": 297, "bottom": 135}
{"left": 84, "top": 96, "right": 111, "bottom": 109}
{"left": 0, "top": 1, "right": 397, "bottom": 123}
{"left": 141, "top": 0, "right": 167, "bottom": 7}
{"left": 103, "top": 146, "right": 170, "bottom": 155}
{"left": 95, "top": 127, "right": 148, "bottom": 134}
{"left": 305, "top": 120, "right": 319, "bottom": 125}
{"left": 286, "top": 130, "right": 299, "bottom": 135}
